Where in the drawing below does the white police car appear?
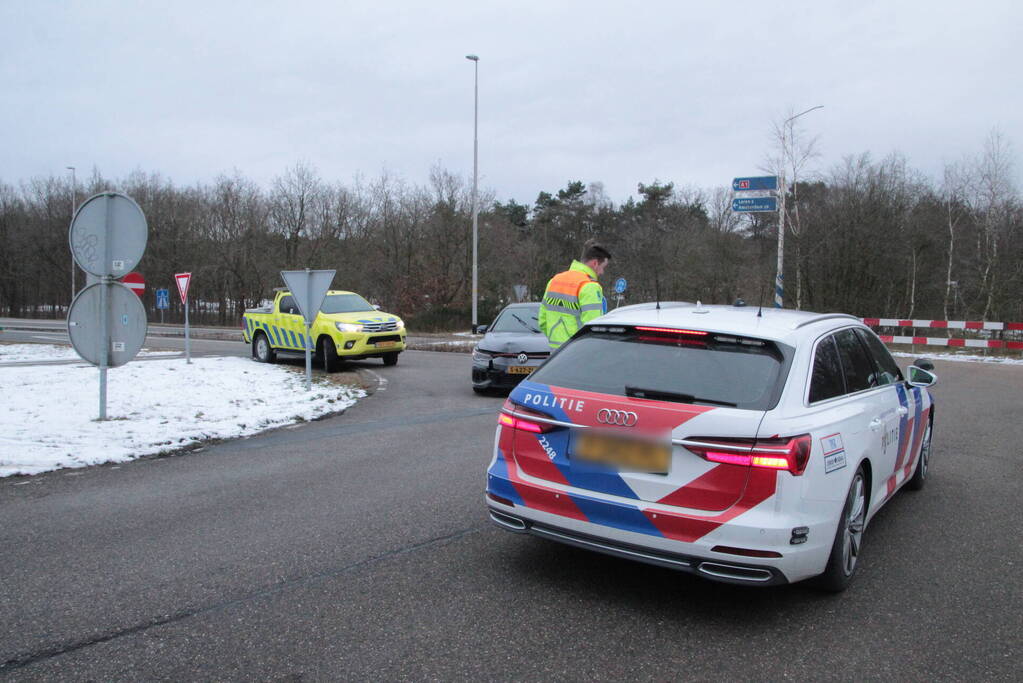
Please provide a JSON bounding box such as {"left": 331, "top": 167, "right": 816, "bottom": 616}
{"left": 485, "top": 302, "right": 936, "bottom": 591}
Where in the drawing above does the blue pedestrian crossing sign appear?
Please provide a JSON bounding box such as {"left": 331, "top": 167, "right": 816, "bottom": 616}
{"left": 614, "top": 277, "right": 627, "bottom": 294}
{"left": 155, "top": 288, "right": 170, "bottom": 310}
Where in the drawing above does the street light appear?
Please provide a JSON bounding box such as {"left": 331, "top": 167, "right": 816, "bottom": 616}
{"left": 67, "top": 166, "right": 76, "bottom": 302}
{"left": 774, "top": 105, "right": 823, "bottom": 308}
{"left": 466, "top": 54, "right": 479, "bottom": 330}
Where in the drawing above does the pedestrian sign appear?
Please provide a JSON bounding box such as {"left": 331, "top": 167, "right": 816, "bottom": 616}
{"left": 614, "top": 277, "right": 627, "bottom": 294}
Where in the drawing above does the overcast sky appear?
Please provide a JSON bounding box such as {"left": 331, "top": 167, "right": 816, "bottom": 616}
{"left": 3, "top": 1, "right": 1019, "bottom": 205}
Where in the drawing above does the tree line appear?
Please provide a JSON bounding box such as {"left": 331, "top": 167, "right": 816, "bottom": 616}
{"left": 0, "top": 133, "right": 1019, "bottom": 330}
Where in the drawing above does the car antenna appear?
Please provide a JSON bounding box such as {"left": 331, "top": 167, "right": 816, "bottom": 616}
{"left": 757, "top": 282, "right": 765, "bottom": 318}
{"left": 654, "top": 269, "right": 661, "bottom": 310}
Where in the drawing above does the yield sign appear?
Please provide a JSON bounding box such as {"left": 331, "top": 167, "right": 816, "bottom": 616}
{"left": 175, "top": 272, "right": 192, "bottom": 303}
{"left": 280, "top": 269, "right": 335, "bottom": 325}
{"left": 121, "top": 271, "right": 145, "bottom": 298}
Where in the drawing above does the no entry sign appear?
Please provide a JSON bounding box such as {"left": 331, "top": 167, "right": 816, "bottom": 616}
{"left": 121, "top": 271, "right": 145, "bottom": 298}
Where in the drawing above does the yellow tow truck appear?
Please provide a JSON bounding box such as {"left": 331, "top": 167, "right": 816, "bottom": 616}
{"left": 242, "top": 289, "right": 406, "bottom": 370}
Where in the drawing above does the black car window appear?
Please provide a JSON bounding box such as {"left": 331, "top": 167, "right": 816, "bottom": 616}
{"left": 490, "top": 305, "right": 541, "bottom": 333}
{"left": 855, "top": 328, "right": 903, "bottom": 385}
{"left": 527, "top": 328, "right": 791, "bottom": 411}
{"left": 834, "top": 328, "right": 877, "bottom": 393}
{"left": 279, "top": 295, "right": 299, "bottom": 315}
{"left": 809, "top": 335, "right": 846, "bottom": 403}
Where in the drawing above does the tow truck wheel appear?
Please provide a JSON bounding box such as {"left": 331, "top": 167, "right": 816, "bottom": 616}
{"left": 319, "top": 336, "right": 341, "bottom": 373}
{"left": 253, "top": 332, "right": 276, "bottom": 363}
{"left": 382, "top": 352, "right": 399, "bottom": 366}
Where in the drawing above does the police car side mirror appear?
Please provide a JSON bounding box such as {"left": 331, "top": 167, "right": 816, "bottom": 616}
{"left": 907, "top": 365, "right": 937, "bottom": 388}
{"left": 474, "top": 324, "right": 488, "bottom": 334}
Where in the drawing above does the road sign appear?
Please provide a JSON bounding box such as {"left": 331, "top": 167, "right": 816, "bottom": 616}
{"left": 69, "top": 192, "right": 148, "bottom": 278}
{"left": 732, "top": 196, "right": 778, "bottom": 212}
{"left": 614, "top": 277, "right": 628, "bottom": 294}
{"left": 122, "top": 271, "right": 145, "bottom": 298}
{"left": 67, "top": 282, "right": 148, "bottom": 367}
{"left": 155, "top": 288, "right": 170, "bottom": 310}
{"left": 281, "top": 269, "right": 336, "bottom": 325}
{"left": 732, "top": 176, "right": 778, "bottom": 192}
{"left": 281, "top": 269, "right": 336, "bottom": 391}
{"left": 175, "top": 272, "right": 191, "bottom": 303}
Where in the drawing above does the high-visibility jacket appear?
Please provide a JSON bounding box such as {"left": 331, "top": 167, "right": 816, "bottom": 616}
{"left": 538, "top": 260, "right": 607, "bottom": 349}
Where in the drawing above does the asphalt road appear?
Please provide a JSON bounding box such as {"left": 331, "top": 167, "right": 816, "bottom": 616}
{"left": 1, "top": 351, "right": 1021, "bottom": 680}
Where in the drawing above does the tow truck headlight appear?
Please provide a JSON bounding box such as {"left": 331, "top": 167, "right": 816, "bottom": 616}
{"left": 336, "top": 322, "right": 363, "bottom": 333}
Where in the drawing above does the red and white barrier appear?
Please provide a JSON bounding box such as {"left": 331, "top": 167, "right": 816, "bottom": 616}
{"left": 861, "top": 318, "right": 1023, "bottom": 351}
{"left": 861, "top": 318, "right": 1023, "bottom": 331}
{"left": 875, "top": 335, "right": 1023, "bottom": 350}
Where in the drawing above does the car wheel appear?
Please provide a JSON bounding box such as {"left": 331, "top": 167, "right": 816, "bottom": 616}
{"left": 319, "top": 337, "right": 341, "bottom": 373}
{"left": 253, "top": 332, "right": 276, "bottom": 363}
{"left": 906, "top": 418, "right": 932, "bottom": 491}
{"left": 817, "top": 465, "right": 867, "bottom": 592}
{"left": 382, "top": 352, "right": 399, "bottom": 366}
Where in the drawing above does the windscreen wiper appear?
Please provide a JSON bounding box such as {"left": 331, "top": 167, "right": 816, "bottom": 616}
{"left": 625, "top": 386, "right": 737, "bottom": 407}
{"left": 512, "top": 313, "right": 541, "bottom": 333}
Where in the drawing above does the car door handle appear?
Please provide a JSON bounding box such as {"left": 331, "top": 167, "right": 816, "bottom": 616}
{"left": 869, "top": 418, "right": 883, "bottom": 431}
{"left": 897, "top": 406, "right": 909, "bottom": 416}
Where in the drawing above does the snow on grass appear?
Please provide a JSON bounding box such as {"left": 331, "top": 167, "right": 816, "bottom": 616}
{"left": 0, "top": 350, "right": 365, "bottom": 477}
{"left": 0, "top": 343, "right": 177, "bottom": 363}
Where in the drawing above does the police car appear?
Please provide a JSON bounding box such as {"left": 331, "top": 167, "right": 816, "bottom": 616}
{"left": 484, "top": 302, "right": 937, "bottom": 591}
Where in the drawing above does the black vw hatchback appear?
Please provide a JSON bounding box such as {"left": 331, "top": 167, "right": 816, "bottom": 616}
{"left": 471, "top": 302, "right": 551, "bottom": 393}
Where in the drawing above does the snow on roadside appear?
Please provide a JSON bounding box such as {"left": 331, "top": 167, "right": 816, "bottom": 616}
{"left": 0, "top": 343, "right": 176, "bottom": 363}
{"left": 0, "top": 348, "right": 365, "bottom": 477}
{"left": 891, "top": 351, "right": 1023, "bottom": 365}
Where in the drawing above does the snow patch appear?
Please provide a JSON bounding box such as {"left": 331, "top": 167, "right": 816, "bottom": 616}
{"left": 0, "top": 350, "right": 364, "bottom": 477}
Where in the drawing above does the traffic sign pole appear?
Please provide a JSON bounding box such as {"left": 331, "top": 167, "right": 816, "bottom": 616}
{"left": 175, "top": 273, "right": 192, "bottom": 364}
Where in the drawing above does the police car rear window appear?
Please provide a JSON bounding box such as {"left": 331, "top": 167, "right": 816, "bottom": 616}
{"left": 528, "top": 327, "right": 791, "bottom": 411}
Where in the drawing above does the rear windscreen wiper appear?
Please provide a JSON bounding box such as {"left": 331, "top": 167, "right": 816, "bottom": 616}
{"left": 625, "top": 386, "right": 737, "bottom": 407}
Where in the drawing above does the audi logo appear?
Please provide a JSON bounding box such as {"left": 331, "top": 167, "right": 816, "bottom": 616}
{"left": 596, "top": 408, "right": 638, "bottom": 427}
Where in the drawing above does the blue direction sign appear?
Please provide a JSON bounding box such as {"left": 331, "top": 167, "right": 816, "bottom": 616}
{"left": 614, "top": 277, "right": 627, "bottom": 294}
{"left": 732, "top": 176, "right": 778, "bottom": 192}
{"left": 155, "top": 288, "right": 170, "bottom": 310}
{"left": 732, "top": 196, "right": 778, "bottom": 212}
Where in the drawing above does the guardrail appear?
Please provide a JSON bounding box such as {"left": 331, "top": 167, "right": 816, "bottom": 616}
{"left": 862, "top": 318, "right": 1023, "bottom": 351}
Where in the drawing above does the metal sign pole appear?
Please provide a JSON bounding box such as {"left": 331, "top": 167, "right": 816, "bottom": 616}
{"left": 184, "top": 299, "right": 191, "bottom": 364}
{"left": 98, "top": 196, "right": 113, "bottom": 420}
{"left": 304, "top": 320, "right": 313, "bottom": 391}
{"left": 303, "top": 268, "right": 313, "bottom": 391}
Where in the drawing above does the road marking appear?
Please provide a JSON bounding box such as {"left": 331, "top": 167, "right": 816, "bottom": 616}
{"left": 363, "top": 369, "right": 388, "bottom": 392}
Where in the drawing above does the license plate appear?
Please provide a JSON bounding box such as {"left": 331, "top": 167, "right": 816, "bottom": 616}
{"left": 375, "top": 340, "right": 396, "bottom": 348}
{"left": 507, "top": 366, "right": 533, "bottom": 375}
{"left": 573, "top": 432, "right": 670, "bottom": 473}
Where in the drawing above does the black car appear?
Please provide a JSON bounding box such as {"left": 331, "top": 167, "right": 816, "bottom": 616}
{"left": 471, "top": 302, "right": 551, "bottom": 393}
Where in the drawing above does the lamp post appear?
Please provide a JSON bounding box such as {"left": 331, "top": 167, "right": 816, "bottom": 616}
{"left": 67, "top": 166, "right": 76, "bottom": 302}
{"left": 466, "top": 54, "right": 479, "bottom": 330}
{"left": 775, "top": 105, "right": 823, "bottom": 308}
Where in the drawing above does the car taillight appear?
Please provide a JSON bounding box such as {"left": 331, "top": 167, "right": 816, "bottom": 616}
{"left": 497, "top": 404, "right": 556, "bottom": 434}
{"left": 687, "top": 435, "right": 812, "bottom": 475}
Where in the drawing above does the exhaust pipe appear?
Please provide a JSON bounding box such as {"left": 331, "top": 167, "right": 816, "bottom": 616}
{"left": 697, "top": 562, "right": 774, "bottom": 583}
{"left": 489, "top": 509, "right": 527, "bottom": 532}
